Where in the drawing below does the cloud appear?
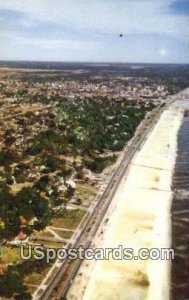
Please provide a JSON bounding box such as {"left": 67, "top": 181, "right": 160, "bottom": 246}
{"left": 0, "top": 0, "right": 185, "bottom": 34}
{"left": 0, "top": 0, "right": 188, "bottom": 63}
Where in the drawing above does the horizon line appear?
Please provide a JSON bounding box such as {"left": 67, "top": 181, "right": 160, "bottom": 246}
{"left": 0, "top": 59, "right": 189, "bottom": 66}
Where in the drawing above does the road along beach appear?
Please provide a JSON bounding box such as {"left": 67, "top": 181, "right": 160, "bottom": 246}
{"left": 80, "top": 104, "right": 183, "bottom": 300}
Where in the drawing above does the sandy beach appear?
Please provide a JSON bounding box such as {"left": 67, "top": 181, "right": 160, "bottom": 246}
{"left": 70, "top": 105, "right": 184, "bottom": 300}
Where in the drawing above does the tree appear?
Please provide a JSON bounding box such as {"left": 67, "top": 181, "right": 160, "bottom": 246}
{"left": 0, "top": 265, "right": 30, "bottom": 298}
{"left": 64, "top": 186, "right": 75, "bottom": 199}
{"left": 0, "top": 186, "right": 51, "bottom": 240}
{"left": 43, "top": 156, "right": 63, "bottom": 172}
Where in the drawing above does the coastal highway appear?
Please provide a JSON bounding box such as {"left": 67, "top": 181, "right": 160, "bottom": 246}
{"left": 35, "top": 104, "right": 165, "bottom": 300}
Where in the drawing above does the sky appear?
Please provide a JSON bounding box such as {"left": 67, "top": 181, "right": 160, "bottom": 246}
{"left": 0, "top": 0, "right": 188, "bottom": 63}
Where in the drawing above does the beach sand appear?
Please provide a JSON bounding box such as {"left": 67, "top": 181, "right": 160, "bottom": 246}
{"left": 68, "top": 105, "right": 183, "bottom": 300}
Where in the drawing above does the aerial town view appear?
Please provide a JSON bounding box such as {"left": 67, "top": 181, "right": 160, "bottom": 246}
{"left": 0, "top": 1, "right": 189, "bottom": 300}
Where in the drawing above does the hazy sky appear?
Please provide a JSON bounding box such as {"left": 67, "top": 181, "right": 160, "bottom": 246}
{"left": 0, "top": 0, "right": 188, "bottom": 63}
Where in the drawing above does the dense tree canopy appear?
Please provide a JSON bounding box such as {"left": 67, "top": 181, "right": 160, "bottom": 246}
{"left": 27, "top": 98, "right": 150, "bottom": 173}
{"left": 0, "top": 185, "right": 51, "bottom": 241}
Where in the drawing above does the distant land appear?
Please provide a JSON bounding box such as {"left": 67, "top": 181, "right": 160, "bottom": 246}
{"left": 0, "top": 61, "right": 189, "bottom": 86}
{"left": 0, "top": 61, "right": 189, "bottom": 70}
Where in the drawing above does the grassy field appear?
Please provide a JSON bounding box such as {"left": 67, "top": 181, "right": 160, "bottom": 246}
{"left": 52, "top": 229, "right": 73, "bottom": 239}
{"left": 1, "top": 245, "right": 22, "bottom": 265}
{"left": 50, "top": 210, "right": 86, "bottom": 230}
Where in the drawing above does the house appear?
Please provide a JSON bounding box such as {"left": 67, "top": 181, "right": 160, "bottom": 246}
{"left": 66, "top": 179, "right": 76, "bottom": 189}
{"left": 10, "top": 231, "right": 29, "bottom": 246}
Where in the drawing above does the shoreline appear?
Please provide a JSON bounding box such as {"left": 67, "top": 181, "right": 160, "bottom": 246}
{"left": 69, "top": 104, "right": 183, "bottom": 300}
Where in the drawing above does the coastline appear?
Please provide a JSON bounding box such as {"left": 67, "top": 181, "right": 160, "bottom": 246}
{"left": 75, "top": 105, "right": 184, "bottom": 300}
